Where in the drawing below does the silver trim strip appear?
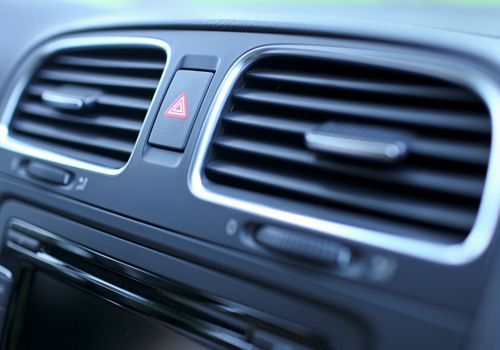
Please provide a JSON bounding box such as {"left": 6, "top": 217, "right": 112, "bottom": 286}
{"left": 0, "top": 265, "right": 13, "bottom": 280}
{"left": 189, "top": 44, "right": 500, "bottom": 265}
{"left": 0, "top": 36, "right": 171, "bottom": 176}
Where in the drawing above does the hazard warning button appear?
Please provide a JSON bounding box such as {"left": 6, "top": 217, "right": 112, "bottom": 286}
{"left": 149, "top": 70, "right": 213, "bottom": 150}
{"left": 164, "top": 93, "right": 189, "bottom": 119}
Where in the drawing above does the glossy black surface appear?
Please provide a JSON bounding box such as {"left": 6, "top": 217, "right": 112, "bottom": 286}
{"left": 2, "top": 216, "right": 332, "bottom": 350}
{"left": 13, "top": 272, "right": 210, "bottom": 350}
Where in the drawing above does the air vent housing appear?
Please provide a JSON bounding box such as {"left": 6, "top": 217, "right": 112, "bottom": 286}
{"left": 203, "top": 51, "right": 492, "bottom": 244}
{"left": 6, "top": 40, "right": 167, "bottom": 170}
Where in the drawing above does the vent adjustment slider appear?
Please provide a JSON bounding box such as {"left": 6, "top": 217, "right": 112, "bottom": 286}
{"left": 305, "top": 122, "right": 410, "bottom": 163}
{"left": 41, "top": 85, "right": 102, "bottom": 111}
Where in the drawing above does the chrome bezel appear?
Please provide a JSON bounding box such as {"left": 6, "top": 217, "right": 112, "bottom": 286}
{"left": 189, "top": 44, "right": 500, "bottom": 265}
{"left": 0, "top": 36, "right": 171, "bottom": 176}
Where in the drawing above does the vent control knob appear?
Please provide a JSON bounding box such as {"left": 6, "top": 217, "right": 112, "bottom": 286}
{"left": 255, "top": 225, "right": 352, "bottom": 267}
{"left": 25, "top": 161, "right": 72, "bottom": 186}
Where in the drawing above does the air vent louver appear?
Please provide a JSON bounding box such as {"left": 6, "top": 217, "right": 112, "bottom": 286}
{"left": 8, "top": 43, "right": 166, "bottom": 169}
{"left": 205, "top": 53, "right": 492, "bottom": 242}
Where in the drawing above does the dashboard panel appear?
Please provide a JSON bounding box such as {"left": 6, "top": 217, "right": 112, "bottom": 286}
{"left": 0, "top": 2, "right": 499, "bottom": 350}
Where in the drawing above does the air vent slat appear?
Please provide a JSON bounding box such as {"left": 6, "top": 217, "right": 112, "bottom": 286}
{"left": 223, "top": 112, "right": 488, "bottom": 166}
{"left": 246, "top": 68, "right": 474, "bottom": 102}
{"left": 38, "top": 69, "right": 159, "bottom": 90}
{"left": 27, "top": 84, "right": 152, "bottom": 111}
{"left": 233, "top": 89, "right": 489, "bottom": 134}
{"left": 206, "top": 161, "right": 475, "bottom": 233}
{"left": 54, "top": 55, "right": 165, "bottom": 71}
{"left": 12, "top": 119, "right": 134, "bottom": 157}
{"left": 7, "top": 42, "right": 166, "bottom": 169}
{"left": 214, "top": 136, "right": 484, "bottom": 199}
{"left": 18, "top": 102, "right": 143, "bottom": 133}
{"left": 96, "top": 94, "right": 152, "bottom": 111}
{"left": 412, "top": 137, "right": 488, "bottom": 166}
{"left": 223, "top": 112, "right": 315, "bottom": 135}
{"left": 204, "top": 52, "right": 491, "bottom": 242}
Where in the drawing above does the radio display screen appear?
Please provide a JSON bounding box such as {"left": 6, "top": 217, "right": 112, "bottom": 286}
{"left": 8, "top": 272, "right": 211, "bottom": 350}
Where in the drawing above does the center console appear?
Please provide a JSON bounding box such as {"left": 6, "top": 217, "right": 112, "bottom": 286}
{"left": 0, "top": 201, "right": 364, "bottom": 350}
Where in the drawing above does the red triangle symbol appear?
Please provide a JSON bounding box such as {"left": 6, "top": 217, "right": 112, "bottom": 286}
{"left": 164, "top": 93, "right": 188, "bottom": 119}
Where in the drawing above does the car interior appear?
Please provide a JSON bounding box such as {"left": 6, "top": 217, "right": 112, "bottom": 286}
{"left": 0, "top": 1, "right": 499, "bottom": 349}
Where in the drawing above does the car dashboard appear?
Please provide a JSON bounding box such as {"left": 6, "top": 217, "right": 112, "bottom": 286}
{"left": 0, "top": 2, "right": 499, "bottom": 350}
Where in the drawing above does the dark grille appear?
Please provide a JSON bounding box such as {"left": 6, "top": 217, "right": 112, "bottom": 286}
{"left": 205, "top": 54, "right": 491, "bottom": 242}
{"left": 9, "top": 45, "right": 166, "bottom": 169}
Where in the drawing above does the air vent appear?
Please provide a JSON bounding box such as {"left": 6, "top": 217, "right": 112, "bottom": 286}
{"left": 203, "top": 52, "right": 492, "bottom": 243}
{"left": 6, "top": 40, "right": 167, "bottom": 170}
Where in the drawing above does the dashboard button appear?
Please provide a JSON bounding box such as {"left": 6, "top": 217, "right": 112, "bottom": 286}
{"left": 149, "top": 70, "right": 213, "bottom": 150}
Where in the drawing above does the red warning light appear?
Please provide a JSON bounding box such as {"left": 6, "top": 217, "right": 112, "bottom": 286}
{"left": 164, "top": 93, "right": 188, "bottom": 119}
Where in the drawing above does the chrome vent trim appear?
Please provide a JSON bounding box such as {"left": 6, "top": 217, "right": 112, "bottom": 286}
{"left": 0, "top": 36, "right": 171, "bottom": 175}
{"left": 189, "top": 45, "right": 500, "bottom": 265}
